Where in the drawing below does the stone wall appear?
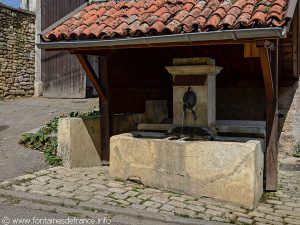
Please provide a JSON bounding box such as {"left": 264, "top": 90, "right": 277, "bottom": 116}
{"left": 278, "top": 82, "right": 300, "bottom": 156}
{"left": 0, "top": 4, "right": 35, "bottom": 100}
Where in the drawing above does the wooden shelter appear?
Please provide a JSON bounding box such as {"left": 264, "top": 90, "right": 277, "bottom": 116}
{"left": 37, "top": 0, "right": 300, "bottom": 191}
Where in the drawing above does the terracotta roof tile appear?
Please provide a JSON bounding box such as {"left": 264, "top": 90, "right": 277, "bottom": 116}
{"left": 42, "top": 0, "right": 290, "bottom": 42}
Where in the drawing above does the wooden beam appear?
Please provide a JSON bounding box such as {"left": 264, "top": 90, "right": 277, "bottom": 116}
{"left": 257, "top": 43, "right": 275, "bottom": 102}
{"left": 99, "top": 56, "right": 111, "bottom": 163}
{"left": 257, "top": 41, "right": 278, "bottom": 191}
{"left": 76, "top": 54, "right": 107, "bottom": 100}
{"left": 47, "top": 39, "right": 258, "bottom": 52}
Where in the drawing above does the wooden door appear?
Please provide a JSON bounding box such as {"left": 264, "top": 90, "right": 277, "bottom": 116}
{"left": 41, "top": 0, "right": 87, "bottom": 98}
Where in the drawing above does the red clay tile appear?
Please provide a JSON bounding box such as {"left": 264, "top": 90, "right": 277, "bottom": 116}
{"left": 42, "top": 0, "right": 290, "bottom": 42}
{"left": 227, "top": 6, "right": 242, "bottom": 17}
{"left": 145, "top": 4, "right": 159, "bottom": 13}
{"left": 206, "top": 14, "right": 222, "bottom": 28}
{"left": 174, "top": 10, "right": 189, "bottom": 22}
{"left": 241, "top": 4, "right": 255, "bottom": 15}
{"left": 269, "top": 4, "right": 284, "bottom": 14}
{"left": 149, "top": 20, "right": 165, "bottom": 33}
{"left": 200, "top": 7, "right": 213, "bottom": 19}
{"left": 182, "top": 2, "right": 194, "bottom": 11}
{"left": 194, "top": 16, "right": 207, "bottom": 28}
{"left": 158, "top": 12, "right": 172, "bottom": 23}
{"left": 251, "top": 11, "right": 268, "bottom": 24}
{"left": 220, "top": 14, "right": 237, "bottom": 27}
{"left": 272, "top": 0, "right": 288, "bottom": 8}
{"left": 83, "top": 15, "right": 98, "bottom": 26}
{"left": 145, "top": 15, "right": 159, "bottom": 26}
{"left": 214, "top": 8, "right": 227, "bottom": 18}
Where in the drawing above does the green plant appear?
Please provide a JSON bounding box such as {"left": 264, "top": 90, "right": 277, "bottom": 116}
{"left": 44, "top": 138, "right": 62, "bottom": 166}
{"left": 69, "top": 108, "right": 99, "bottom": 118}
{"left": 19, "top": 108, "right": 100, "bottom": 166}
{"left": 19, "top": 116, "right": 63, "bottom": 166}
{"left": 292, "top": 144, "right": 300, "bottom": 158}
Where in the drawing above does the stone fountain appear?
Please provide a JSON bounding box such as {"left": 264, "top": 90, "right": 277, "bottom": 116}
{"left": 109, "top": 58, "right": 264, "bottom": 209}
{"left": 167, "top": 57, "right": 221, "bottom": 131}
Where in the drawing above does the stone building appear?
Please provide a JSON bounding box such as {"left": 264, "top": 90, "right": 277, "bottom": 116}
{"left": 0, "top": 3, "right": 35, "bottom": 99}
{"left": 20, "top": 0, "right": 35, "bottom": 12}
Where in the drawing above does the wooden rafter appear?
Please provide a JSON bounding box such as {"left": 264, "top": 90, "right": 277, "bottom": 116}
{"left": 257, "top": 40, "right": 278, "bottom": 191}
{"left": 258, "top": 43, "right": 275, "bottom": 102}
{"left": 76, "top": 54, "right": 107, "bottom": 100}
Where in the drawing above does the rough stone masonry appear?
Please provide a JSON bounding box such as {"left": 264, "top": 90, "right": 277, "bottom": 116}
{"left": 0, "top": 4, "right": 35, "bottom": 100}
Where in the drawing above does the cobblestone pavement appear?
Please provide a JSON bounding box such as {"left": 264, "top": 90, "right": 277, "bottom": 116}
{"left": 0, "top": 158, "right": 299, "bottom": 225}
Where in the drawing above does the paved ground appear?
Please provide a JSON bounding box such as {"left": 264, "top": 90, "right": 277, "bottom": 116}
{"left": 0, "top": 97, "right": 300, "bottom": 224}
{"left": 0, "top": 97, "right": 98, "bottom": 182}
{"left": 0, "top": 157, "right": 299, "bottom": 225}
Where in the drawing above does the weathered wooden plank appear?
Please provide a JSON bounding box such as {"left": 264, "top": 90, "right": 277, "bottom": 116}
{"left": 258, "top": 45, "right": 275, "bottom": 102}
{"left": 257, "top": 41, "right": 278, "bottom": 191}
{"left": 76, "top": 54, "right": 107, "bottom": 100}
{"left": 99, "top": 56, "right": 111, "bottom": 163}
{"left": 41, "top": 0, "right": 86, "bottom": 98}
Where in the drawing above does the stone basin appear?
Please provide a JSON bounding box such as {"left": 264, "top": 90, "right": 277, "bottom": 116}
{"left": 109, "top": 133, "right": 264, "bottom": 209}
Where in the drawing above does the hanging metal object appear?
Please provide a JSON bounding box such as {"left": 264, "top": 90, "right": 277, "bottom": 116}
{"left": 183, "top": 87, "right": 198, "bottom": 121}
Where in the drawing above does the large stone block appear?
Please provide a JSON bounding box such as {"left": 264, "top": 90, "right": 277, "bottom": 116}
{"left": 57, "top": 117, "right": 101, "bottom": 168}
{"left": 109, "top": 134, "right": 264, "bottom": 209}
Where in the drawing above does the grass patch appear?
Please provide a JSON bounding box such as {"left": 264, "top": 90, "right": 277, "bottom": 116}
{"left": 131, "top": 187, "right": 142, "bottom": 192}
{"left": 115, "top": 178, "right": 125, "bottom": 182}
{"left": 4, "top": 196, "right": 21, "bottom": 204}
{"left": 292, "top": 144, "right": 300, "bottom": 158}
{"left": 67, "top": 212, "right": 82, "bottom": 218}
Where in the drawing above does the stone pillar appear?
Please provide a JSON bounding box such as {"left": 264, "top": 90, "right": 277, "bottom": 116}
{"left": 165, "top": 58, "right": 222, "bottom": 129}
{"left": 34, "top": 0, "right": 43, "bottom": 96}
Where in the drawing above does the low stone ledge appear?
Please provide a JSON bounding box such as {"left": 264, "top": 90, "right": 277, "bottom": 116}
{"left": 57, "top": 117, "right": 102, "bottom": 168}
{"left": 109, "top": 134, "right": 264, "bottom": 209}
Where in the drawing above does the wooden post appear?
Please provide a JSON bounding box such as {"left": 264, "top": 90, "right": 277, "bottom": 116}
{"left": 76, "top": 54, "right": 110, "bottom": 163}
{"left": 99, "top": 56, "right": 111, "bottom": 164}
{"left": 257, "top": 41, "right": 278, "bottom": 191}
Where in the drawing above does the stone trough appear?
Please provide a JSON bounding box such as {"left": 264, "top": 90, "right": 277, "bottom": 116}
{"left": 109, "top": 58, "right": 265, "bottom": 209}
{"left": 110, "top": 133, "right": 264, "bottom": 209}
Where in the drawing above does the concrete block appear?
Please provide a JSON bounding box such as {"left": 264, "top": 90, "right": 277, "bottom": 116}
{"left": 57, "top": 117, "right": 101, "bottom": 168}
{"left": 109, "top": 134, "right": 264, "bottom": 209}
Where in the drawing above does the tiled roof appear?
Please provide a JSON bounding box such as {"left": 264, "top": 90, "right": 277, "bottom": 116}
{"left": 42, "top": 0, "right": 289, "bottom": 42}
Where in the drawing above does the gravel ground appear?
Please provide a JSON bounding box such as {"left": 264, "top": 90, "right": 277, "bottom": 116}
{"left": 0, "top": 97, "right": 98, "bottom": 182}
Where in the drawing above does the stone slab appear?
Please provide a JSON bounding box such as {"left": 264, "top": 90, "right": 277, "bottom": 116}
{"left": 216, "top": 120, "right": 266, "bottom": 137}
{"left": 109, "top": 133, "right": 264, "bottom": 209}
{"left": 57, "top": 117, "right": 102, "bottom": 168}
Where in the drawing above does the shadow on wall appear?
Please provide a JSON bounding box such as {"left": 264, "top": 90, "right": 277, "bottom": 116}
{"left": 216, "top": 87, "right": 266, "bottom": 121}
